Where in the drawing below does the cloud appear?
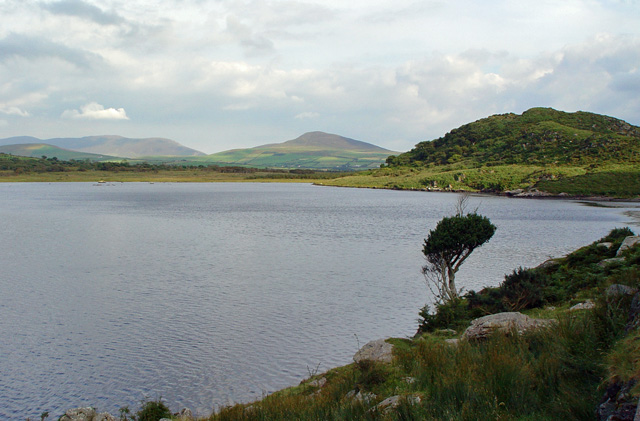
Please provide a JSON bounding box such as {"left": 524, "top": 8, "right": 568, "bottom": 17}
{"left": 62, "top": 102, "right": 129, "bottom": 120}
{"left": 225, "top": 16, "right": 276, "bottom": 57}
{"left": 295, "top": 111, "right": 320, "bottom": 119}
{"left": 0, "top": 33, "right": 101, "bottom": 68}
{"left": 42, "top": 0, "right": 124, "bottom": 26}
{"left": 0, "top": 105, "right": 30, "bottom": 117}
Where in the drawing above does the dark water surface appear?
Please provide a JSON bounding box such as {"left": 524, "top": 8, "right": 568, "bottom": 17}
{"left": 0, "top": 182, "right": 637, "bottom": 419}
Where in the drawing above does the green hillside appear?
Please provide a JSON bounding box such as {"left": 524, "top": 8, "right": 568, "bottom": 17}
{"left": 0, "top": 135, "right": 206, "bottom": 158}
{"left": 205, "top": 131, "right": 398, "bottom": 170}
{"left": 326, "top": 108, "right": 640, "bottom": 198}
{"left": 0, "top": 143, "right": 119, "bottom": 161}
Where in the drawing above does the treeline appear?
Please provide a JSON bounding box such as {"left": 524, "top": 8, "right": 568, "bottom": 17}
{"left": 0, "top": 153, "right": 349, "bottom": 178}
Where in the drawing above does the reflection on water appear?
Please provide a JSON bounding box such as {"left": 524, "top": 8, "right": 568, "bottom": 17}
{"left": 0, "top": 182, "right": 636, "bottom": 419}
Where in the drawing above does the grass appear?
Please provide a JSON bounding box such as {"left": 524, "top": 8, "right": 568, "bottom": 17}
{"left": 323, "top": 163, "right": 640, "bottom": 198}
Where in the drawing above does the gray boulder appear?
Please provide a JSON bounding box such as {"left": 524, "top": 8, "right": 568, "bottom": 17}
{"left": 606, "top": 284, "right": 638, "bottom": 298}
{"left": 598, "top": 257, "right": 626, "bottom": 268}
{"left": 354, "top": 339, "right": 394, "bottom": 363}
{"left": 462, "top": 312, "right": 555, "bottom": 341}
{"left": 617, "top": 236, "right": 640, "bottom": 256}
{"left": 570, "top": 300, "right": 596, "bottom": 311}
{"left": 59, "top": 408, "right": 115, "bottom": 421}
{"left": 372, "top": 395, "right": 421, "bottom": 414}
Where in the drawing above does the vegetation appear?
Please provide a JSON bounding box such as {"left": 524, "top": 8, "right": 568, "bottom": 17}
{"left": 207, "top": 228, "right": 639, "bottom": 420}
{"left": 325, "top": 108, "right": 640, "bottom": 198}
{"left": 422, "top": 197, "right": 496, "bottom": 303}
{"left": 0, "top": 153, "right": 352, "bottom": 183}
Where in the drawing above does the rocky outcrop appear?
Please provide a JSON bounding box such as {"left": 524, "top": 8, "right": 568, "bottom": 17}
{"left": 59, "top": 408, "right": 115, "bottom": 421}
{"left": 617, "top": 236, "right": 640, "bottom": 256}
{"left": 462, "top": 312, "right": 555, "bottom": 341}
{"left": 597, "top": 380, "right": 639, "bottom": 421}
{"left": 354, "top": 339, "right": 394, "bottom": 363}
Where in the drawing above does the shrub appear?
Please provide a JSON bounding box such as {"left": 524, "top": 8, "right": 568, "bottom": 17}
{"left": 135, "top": 398, "right": 172, "bottom": 421}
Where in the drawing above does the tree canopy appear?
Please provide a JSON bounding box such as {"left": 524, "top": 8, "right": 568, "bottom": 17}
{"left": 423, "top": 211, "right": 496, "bottom": 303}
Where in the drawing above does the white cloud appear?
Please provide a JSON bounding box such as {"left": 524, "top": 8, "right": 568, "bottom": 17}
{"left": 0, "top": 105, "right": 30, "bottom": 117}
{"left": 62, "top": 102, "right": 129, "bottom": 120}
{"left": 295, "top": 111, "right": 319, "bottom": 119}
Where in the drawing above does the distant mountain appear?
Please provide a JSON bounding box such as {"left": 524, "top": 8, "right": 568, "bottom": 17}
{"left": 0, "top": 135, "right": 206, "bottom": 158}
{"left": 0, "top": 143, "right": 119, "bottom": 161}
{"left": 205, "top": 131, "right": 398, "bottom": 170}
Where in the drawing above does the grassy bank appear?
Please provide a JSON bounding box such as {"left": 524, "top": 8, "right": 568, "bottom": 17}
{"left": 321, "top": 163, "right": 640, "bottom": 198}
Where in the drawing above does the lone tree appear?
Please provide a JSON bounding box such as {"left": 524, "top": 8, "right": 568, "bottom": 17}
{"left": 422, "top": 199, "right": 496, "bottom": 303}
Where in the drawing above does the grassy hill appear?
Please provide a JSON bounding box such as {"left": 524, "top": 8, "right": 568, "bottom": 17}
{"left": 0, "top": 135, "right": 206, "bottom": 158}
{"left": 325, "top": 108, "right": 640, "bottom": 198}
{"left": 0, "top": 143, "right": 120, "bottom": 161}
{"left": 204, "top": 131, "right": 398, "bottom": 170}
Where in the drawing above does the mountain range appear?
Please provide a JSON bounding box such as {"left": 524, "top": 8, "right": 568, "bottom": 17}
{"left": 0, "top": 135, "right": 206, "bottom": 159}
{"left": 0, "top": 132, "right": 397, "bottom": 170}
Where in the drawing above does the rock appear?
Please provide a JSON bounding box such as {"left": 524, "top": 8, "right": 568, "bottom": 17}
{"left": 599, "top": 257, "right": 626, "bottom": 268}
{"left": 627, "top": 292, "right": 640, "bottom": 332}
{"left": 597, "top": 242, "right": 614, "bottom": 249}
{"left": 462, "top": 312, "right": 555, "bottom": 341}
{"left": 354, "top": 339, "right": 394, "bottom": 363}
{"left": 60, "top": 408, "right": 96, "bottom": 421}
{"left": 59, "top": 408, "right": 116, "bottom": 421}
{"left": 505, "top": 189, "right": 524, "bottom": 196}
{"left": 570, "top": 300, "right": 595, "bottom": 311}
{"left": 345, "top": 390, "right": 376, "bottom": 403}
{"left": 372, "top": 395, "right": 421, "bottom": 414}
{"left": 597, "top": 380, "right": 638, "bottom": 420}
{"left": 606, "top": 284, "right": 639, "bottom": 298}
{"left": 309, "top": 377, "right": 327, "bottom": 388}
{"left": 177, "top": 408, "right": 193, "bottom": 419}
{"left": 617, "top": 236, "right": 640, "bottom": 256}
{"left": 536, "top": 259, "right": 561, "bottom": 270}
{"left": 444, "top": 338, "right": 460, "bottom": 346}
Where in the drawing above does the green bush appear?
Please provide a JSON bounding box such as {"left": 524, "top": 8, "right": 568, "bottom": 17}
{"left": 135, "top": 399, "right": 172, "bottom": 421}
{"left": 417, "top": 300, "right": 471, "bottom": 333}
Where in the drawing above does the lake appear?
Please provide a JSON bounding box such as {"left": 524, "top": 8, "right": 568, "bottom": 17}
{"left": 0, "top": 182, "right": 637, "bottom": 419}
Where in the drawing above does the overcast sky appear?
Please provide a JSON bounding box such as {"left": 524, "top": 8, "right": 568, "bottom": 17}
{"left": 1, "top": 0, "right": 639, "bottom": 154}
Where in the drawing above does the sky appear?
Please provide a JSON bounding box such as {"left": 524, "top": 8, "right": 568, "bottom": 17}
{"left": 0, "top": 0, "right": 639, "bottom": 154}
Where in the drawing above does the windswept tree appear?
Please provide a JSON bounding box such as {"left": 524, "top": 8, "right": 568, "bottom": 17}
{"left": 422, "top": 198, "right": 496, "bottom": 303}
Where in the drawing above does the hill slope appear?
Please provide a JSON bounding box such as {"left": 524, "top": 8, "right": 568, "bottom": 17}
{"left": 326, "top": 108, "right": 640, "bottom": 198}
{"left": 205, "top": 131, "right": 398, "bottom": 170}
{"left": 0, "top": 135, "right": 205, "bottom": 158}
{"left": 0, "top": 143, "right": 120, "bottom": 161}
{"left": 388, "top": 107, "right": 640, "bottom": 167}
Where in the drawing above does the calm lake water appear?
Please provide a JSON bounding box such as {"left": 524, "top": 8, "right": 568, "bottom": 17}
{"left": 0, "top": 182, "right": 638, "bottom": 419}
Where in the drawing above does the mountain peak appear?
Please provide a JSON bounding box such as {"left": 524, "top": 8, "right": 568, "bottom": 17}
{"left": 269, "top": 131, "right": 393, "bottom": 152}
